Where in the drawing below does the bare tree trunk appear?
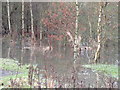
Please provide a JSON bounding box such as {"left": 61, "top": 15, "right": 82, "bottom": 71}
{"left": 30, "top": 1, "right": 35, "bottom": 63}
{"left": 88, "top": 15, "right": 92, "bottom": 38}
{"left": 94, "top": 3, "right": 103, "bottom": 63}
{"left": 22, "top": 0, "right": 24, "bottom": 38}
{"left": 7, "top": 46, "right": 11, "bottom": 58}
{"left": 30, "top": 1, "right": 35, "bottom": 42}
{"left": 7, "top": 0, "right": 11, "bottom": 37}
{"left": 73, "top": 0, "right": 79, "bottom": 67}
{"left": 20, "top": 0, "right": 25, "bottom": 65}
{"left": 58, "top": 40, "right": 61, "bottom": 59}
{"left": 40, "top": 23, "right": 42, "bottom": 46}
{"left": 40, "top": 28, "right": 42, "bottom": 40}
{"left": 7, "top": 0, "right": 11, "bottom": 58}
{"left": 40, "top": 11, "right": 43, "bottom": 43}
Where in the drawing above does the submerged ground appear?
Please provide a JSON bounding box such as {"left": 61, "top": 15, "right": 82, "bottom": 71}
{"left": 0, "top": 37, "right": 118, "bottom": 88}
{"left": 0, "top": 58, "right": 118, "bottom": 88}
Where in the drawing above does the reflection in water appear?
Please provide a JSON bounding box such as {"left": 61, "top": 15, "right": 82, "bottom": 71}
{"left": 1, "top": 37, "right": 118, "bottom": 88}
{"left": 2, "top": 38, "right": 118, "bottom": 75}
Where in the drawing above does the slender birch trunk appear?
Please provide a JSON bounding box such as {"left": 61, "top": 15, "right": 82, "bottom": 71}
{"left": 30, "top": 1, "right": 35, "bottom": 63}
{"left": 7, "top": 46, "right": 11, "bottom": 58}
{"left": 94, "top": 3, "right": 103, "bottom": 63}
{"left": 40, "top": 11, "right": 43, "bottom": 42}
{"left": 40, "top": 25, "right": 42, "bottom": 40}
{"left": 22, "top": 0, "right": 24, "bottom": 38}
{"left": 40, "top": 22, "right": 42, "bottom": 46}
{"left": 7, "top": 0, "right": 11, "bottom": 37}
{"left": 30, "top": 1, "right": 35, "bottom": 42}
{"left": 7, "top": 0, "right": 11, "bottom": 58}
{"left": 73, "top": 0, "right": 79, "bottom": 66}
{"left": 88, "top": 15, "right": 92, "bottom": 38}
{"left": 21, "top": 0, "right": 25, "bottom": 65}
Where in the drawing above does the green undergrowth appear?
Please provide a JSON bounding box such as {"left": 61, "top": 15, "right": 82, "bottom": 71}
{"left": 1, "top": 58, "right": 119, "bottom": 88}
{"left": 0, "top": 58, "right": 58, "bottom": 88}
{"left": 0, "top": 58, "right": 30, "bottom": 88}
{"left": 0, "top": 58, "right": 54, "bottom": 89}
{"left": 82, "top": 64, "right": 119, "bottom": 79}
{"left": 0, "top": 58, "right": 48, "bottom": 88}
{"left": 0, "top": 58, "right": 29, "bottom": 72}
{"left": 1, "top": 73, "right": 28, "bottom": 88}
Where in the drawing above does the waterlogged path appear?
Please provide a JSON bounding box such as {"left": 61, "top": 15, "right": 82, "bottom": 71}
{"left": 0, "top": 69, "right": 21, "bottom": 77}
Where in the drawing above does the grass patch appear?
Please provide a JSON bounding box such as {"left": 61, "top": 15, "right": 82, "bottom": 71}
{"left": 0, "top": 58, "right": 29, "bottom": 72}
{"left": 0, "top": 58, "right": 56, "bottom": 88}
{"left": 0, "top": 58, "right": 30, "bottom": 88}
{"left": 82, "top": 64, "right": 119, "bottom": 79}
{"left": 1, "top": 73, "right": 28, "bottom": 87}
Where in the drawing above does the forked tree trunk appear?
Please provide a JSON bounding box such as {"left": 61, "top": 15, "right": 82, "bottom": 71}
{"left": 94, "top": 3, "right": 103, "bottom": 63}
{"left": 7, "top": 0, "right": 11, "bottom": 37}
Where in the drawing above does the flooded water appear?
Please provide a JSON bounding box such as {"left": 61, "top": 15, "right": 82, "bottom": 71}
{"left": 2, "top": 37, "right": 118, "bottom": 74}
{"left": 1, "top": 37, "right": 118, "bottom": 88}
{"left": 2, "top": 39, "right": 118, "bottom": 64}
{"left": 0, "top": 69, "right": 21, "bottom": 77}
